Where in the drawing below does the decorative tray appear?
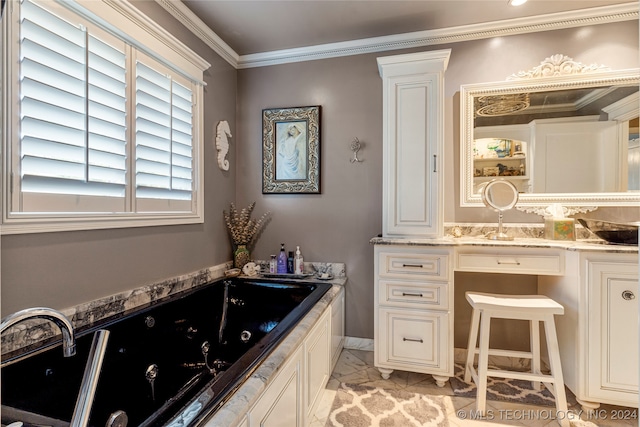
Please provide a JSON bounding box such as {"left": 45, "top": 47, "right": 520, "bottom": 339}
{"left": 260, "top": 273, "right": 314, "bottom": 279}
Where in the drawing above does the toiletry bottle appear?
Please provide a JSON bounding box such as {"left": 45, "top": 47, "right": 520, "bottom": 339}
{"left": 269, "top": 255, "right": 277, "bottom": 273}
{"left": 277, "top": 244, "right": 287, "bottom": 274}
{"left": 287, "top": 251, "right": 294, "bottom": 274}
{"left": 294, "top": 246, "right": 304, "bottom": 275}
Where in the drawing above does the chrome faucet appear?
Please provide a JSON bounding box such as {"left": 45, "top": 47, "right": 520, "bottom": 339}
{"left": 0, "top": 307, "right": 76, "bottom": 363}
{"left": 1, "top": 308, "right": 110, "bottom": 427}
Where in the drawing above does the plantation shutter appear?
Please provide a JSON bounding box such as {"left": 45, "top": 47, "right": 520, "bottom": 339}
{"left": 135, "top": 53, "right": 194, "bottom": 212}
{"left": 19, "top": 0, "right": 127, "bottom": 213}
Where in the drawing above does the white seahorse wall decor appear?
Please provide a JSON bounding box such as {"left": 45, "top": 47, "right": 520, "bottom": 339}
{"left": 216, "top": 120, "right": 232, "bottom": 171}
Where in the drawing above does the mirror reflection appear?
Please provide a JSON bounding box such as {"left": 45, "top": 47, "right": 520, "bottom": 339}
{"left": 472, "top": 84, "right": 638, "bottom": 195}
{"left": 460, "top": 63, "right": 640, "bottom": 208}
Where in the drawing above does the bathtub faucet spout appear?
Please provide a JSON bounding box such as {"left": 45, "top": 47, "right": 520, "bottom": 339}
{"left": 0, "top": 307, "right": 76, "bottom": 364}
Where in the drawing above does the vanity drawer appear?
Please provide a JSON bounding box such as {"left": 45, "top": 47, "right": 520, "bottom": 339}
{"left": 378, "top": 252, "right": 449, "bottom": 280}
{"left": 377, "top": 308, "right": 449, "bottom": 372}
{"left": 456, "top": 250, "right": 564, "bottom": 276}
{"left": 379, "top": 279, "right": 448, "bottom": 310}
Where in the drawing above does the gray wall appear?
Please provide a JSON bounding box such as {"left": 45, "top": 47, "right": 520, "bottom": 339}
{"left": 1, "top": 8, "right": 638, "bottom": 347}
{"left": 236, "top": 20, "right": 639, "bottom": 342}
{"left": 1, "top": 1, "right": 238, "bottom": 314}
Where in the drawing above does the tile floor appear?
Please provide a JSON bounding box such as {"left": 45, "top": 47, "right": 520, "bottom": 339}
{"left": 310, "top": 349, "right": 638, "bottom": 427}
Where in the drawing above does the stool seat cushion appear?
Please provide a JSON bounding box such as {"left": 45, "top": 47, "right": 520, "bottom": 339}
{"left": 465, "top": 292, "right": 564, "bottom": 315}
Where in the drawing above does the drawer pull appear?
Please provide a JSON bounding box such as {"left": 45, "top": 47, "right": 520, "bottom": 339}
{"left": 622, "top": 290, "right": 635, "bottom": 301}
{"left": 496, "top": 259, "right": 520, "bottom": 265}
{"left": 402, "top": 292, "right": 423, "bottom": 297}
{"left": 402, "top": 263, "right": 424, "bottom": 268}
{"left": 403, "top": 337, "right": 424, "bottom": 343}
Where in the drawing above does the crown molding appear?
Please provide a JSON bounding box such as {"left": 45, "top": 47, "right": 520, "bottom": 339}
{"left": 155, "top": 1, "right": 638, "bottom": 70}
{"left": 154, "top": 0, "right": 239, "bottom": 68}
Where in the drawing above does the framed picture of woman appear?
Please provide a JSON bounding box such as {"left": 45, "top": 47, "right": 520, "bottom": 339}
{"left": 262, "top": 106, "right": 320, "bottom": 194}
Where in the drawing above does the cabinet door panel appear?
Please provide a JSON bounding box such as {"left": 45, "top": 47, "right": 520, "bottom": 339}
{"left": 306, "top": 309, "right": 330, "bottom": 419}
{"left": 330, "top": 288, "right": 345, "bottom": 369}
{"left": 250, "top": 347, "right": 303, "bottom": 427}
{"left": 378, "top": 50, "right": 450, "bottom": 238}
{"left": 587, "top": 259, "right": 639, "bottom": 405}
{"left": 602, "top": 276, "right": 638, "bottom": 391}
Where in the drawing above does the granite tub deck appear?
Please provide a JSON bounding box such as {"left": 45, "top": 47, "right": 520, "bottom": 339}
{"left": 1, "top": 261, "right": 346, "bottom": 357}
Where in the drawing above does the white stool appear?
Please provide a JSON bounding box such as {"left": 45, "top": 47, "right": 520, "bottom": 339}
{"left": 464, "top": 292, "right": 569, "bottom": 427}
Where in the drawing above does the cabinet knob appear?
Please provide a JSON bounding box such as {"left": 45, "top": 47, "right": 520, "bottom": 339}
{"left": 622, "top": 290, "right": 635, "bottom": 301}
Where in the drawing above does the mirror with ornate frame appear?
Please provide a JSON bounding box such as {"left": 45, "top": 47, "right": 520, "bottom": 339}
{"left": 460, "top": 54, "right": 640, "bottom": 212}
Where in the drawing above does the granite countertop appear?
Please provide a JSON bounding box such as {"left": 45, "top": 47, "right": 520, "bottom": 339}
{"left": 370, "top": 235, "right": 639, "bottom": 254}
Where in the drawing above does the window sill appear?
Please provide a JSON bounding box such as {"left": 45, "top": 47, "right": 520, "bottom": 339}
{"left": 1, "top": 213, "right": 204, "bottom": 235}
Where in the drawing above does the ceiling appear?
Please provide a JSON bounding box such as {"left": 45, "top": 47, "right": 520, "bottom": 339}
{"left": 181, "top": 1, "right": 632, "bottom": 56}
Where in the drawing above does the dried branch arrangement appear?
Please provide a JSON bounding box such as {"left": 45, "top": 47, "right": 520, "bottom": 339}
{"left": 223, "top": 202, "right": 270, "bottom": 247}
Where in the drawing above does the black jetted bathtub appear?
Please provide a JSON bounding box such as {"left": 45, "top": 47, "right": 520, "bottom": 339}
{"left": 1, "top": 278, "right": 331, "bottom": 427}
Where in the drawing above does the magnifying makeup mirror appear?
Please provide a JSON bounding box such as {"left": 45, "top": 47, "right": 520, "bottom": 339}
{"left": 482, "top": 179, "right": 519, "bottom": 241}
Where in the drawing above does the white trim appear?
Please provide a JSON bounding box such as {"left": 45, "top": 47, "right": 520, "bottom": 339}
{"left": 344, "top": 337, "right": 374, "bottom": 352}
{"left": 154, "top": 0, "right": 239, "bottom": 68}
{"left": 68, "top": 0, "right": 211, "bottom": 81}
{"left": 0, "top": 214, "right": 204, "bottom": 235}
{"left": 1, "top": 0, "right": 206, "bottom": 235}
{"left": 603, "top": 92, "right": 640, "bottom": 122}
{"left": 156, "top": 1, "right": 638, "bottom": 69}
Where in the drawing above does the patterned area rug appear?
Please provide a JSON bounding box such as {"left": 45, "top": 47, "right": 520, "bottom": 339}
{"left": 325, "top": 383, "right": 449, "bottom": 427}
{"left": 449, "top": 363, "right": 557, "bottom": 407}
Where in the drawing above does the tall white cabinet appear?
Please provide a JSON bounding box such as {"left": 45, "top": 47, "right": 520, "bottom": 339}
{"left": 377, "top": 50, "right": 451, "bottom": 238}
{"left": 374, "top": 49, "right": 452, "bottom": 385}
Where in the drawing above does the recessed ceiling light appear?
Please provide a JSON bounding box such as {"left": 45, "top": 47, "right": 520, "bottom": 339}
{"left": 508, "top": 0, "right": 528, "bottom": 5}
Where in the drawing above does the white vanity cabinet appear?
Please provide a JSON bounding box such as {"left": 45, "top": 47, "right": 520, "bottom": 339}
{"left": 584, "top": 253, "right": 638, "bottom": 408}
{"left": 374, "top": 245, "right": 454, "bottom": 386}
{"left": 242, "top": 287, "right": 344, "bottom": 427}
{"left": 377, "top": 49, "right": 450, "bottom": 238}
{"left": 540, "top": 251, "right": 639, "bottom": 411}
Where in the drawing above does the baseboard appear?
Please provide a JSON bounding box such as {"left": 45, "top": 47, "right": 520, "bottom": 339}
{"left": 454, "top": 347, "right": 550, "bottom": 371}
{"left": 344, "top": 337, "right": 374, "bottom": 351}
{"left": 342, "top": 342, "right": 544, "bottom": 370}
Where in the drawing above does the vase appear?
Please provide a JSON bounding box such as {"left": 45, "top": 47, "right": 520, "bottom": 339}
{"left": 234, "top": 244, "right": 250, "bottom": 269}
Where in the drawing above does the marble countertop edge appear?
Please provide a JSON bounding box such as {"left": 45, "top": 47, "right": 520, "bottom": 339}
{"left": 370, "top": 236, "right": 638, "bottom": 253}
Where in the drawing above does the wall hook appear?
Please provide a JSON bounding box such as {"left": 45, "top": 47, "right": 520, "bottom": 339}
{"left": 350, "top": 137, "right": 363, "bottom": 163}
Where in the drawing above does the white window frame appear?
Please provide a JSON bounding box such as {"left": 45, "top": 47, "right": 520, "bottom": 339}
{"left": 1, "top": 0, "right": 210, "bottom": 235}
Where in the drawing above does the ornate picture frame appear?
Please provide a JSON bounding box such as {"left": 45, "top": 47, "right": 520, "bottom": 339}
{"left": 262, "top": 106, "right": 321, "bottom": 194}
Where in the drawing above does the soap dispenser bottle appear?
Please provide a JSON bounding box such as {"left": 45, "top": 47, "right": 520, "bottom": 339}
{"left": 294, "top": 246, "right": 304, "bottom": 275}
{"left": 277, "top": 244, "right": 287, "bottom": 274}
{"left": 287, "top": 251, "right": 294, "bottom": 274}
